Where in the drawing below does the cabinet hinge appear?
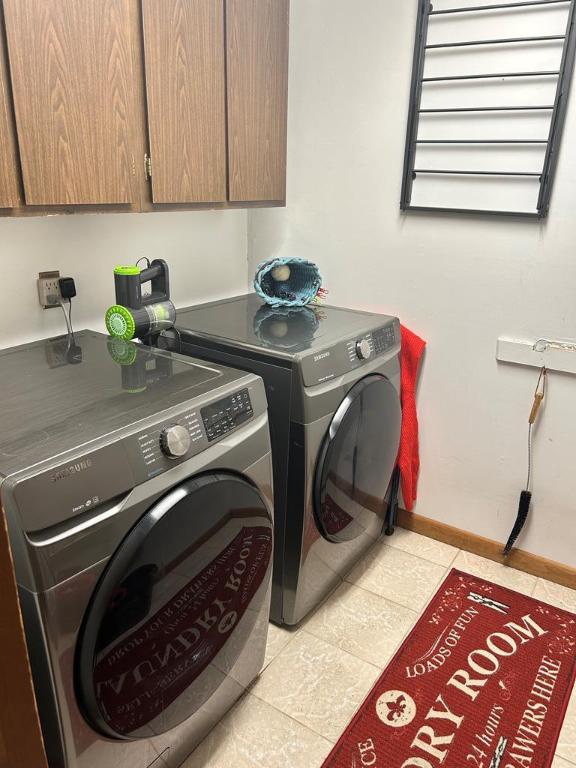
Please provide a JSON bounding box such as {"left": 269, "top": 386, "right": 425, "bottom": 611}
{"left": 144, "top": 154, "right": 152, "bottom": 181}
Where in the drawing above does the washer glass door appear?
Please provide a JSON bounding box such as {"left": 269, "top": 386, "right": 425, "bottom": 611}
{"left": 75, "top": 473, "right": 272, "bottom": 740}
{"left": 314, "top": 374, "right": 401, "bottom": 543}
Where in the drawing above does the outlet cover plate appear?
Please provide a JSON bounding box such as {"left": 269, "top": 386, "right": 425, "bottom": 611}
{"left": 38, "top": 270, "right": 61, "bottom": 309}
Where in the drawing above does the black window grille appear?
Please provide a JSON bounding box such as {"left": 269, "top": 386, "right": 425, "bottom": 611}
{"left": 400, "top": 0, "right": 576, "bottom": 217}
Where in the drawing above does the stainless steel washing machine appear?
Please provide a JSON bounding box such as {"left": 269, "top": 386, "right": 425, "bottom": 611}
{"left": 0, "top": 331, "right": 274, "bottom": 768}
{"left": 159, "top": 295, "right": 402, "bottom": 626}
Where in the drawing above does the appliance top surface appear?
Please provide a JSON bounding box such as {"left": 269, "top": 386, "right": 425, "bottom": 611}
{"left": 175, "top": 293, "right": 397, "bottom": 360}
{"left": 0, "top": 330, "right": 251, "bottom": 478}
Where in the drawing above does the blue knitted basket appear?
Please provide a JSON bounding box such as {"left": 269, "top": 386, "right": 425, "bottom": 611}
{"left": 254, "top": 257, "right": 322, "bottom": 307}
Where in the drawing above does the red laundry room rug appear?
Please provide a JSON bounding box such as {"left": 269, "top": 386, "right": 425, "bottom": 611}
{"left": 322, "top": 569, "right": 576, "bottom": 768}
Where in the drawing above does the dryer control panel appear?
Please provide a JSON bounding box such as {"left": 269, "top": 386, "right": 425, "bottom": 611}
{"left": 301, "top": 319, "right": 400, "bottom": 387}
{"left": 372, "top": 324, "right": 397, "bottom": 355}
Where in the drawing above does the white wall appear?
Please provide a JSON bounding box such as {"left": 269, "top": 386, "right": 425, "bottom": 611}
{"left": 1, "top": 210, "right": 249, "bottom": 348}
{"left": 248, "top": 0, "right": 576, "bottom": 566}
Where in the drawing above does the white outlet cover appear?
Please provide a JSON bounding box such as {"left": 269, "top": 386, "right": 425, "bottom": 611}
{"left": 38, "top": 273, "right": 61, "bottom": 308}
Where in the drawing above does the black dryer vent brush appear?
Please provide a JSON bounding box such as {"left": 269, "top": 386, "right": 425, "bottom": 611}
{"left": 503, "top": 367, "right": 547, "bottom": 558}
{"left": 503, "top": 490, "right": 532, "bottom": 557}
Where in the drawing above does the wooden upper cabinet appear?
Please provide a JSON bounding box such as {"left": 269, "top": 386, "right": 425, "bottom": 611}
{"left": 226, "top": 0, "right": 289, "bottom": 203}
{"left": 3, "top": 0, "right": 137, "bottom": 206}
{"left": 0, "top": 0, "right": 289, "bottom": 212}
{"left": 0, "top": 15, "right": 21, "bottom": 209}
{"left": 142, "top": 0, "right": 227, "bottom": 204}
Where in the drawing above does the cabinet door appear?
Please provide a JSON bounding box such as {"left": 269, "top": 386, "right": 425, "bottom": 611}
{"left": 142, "top": 0, "right": 227, "bottom": 203}
{"left": 3, "top": 0, "right": 137, "bottom": 206}
{"left": 226, "top": 0, "right": 289, "bottom": 203}
{"left": 0, "top": 509, "right": 48, "bottom": 768}
{"left": 0, "top": 17, "right": 20, "bottom": 209}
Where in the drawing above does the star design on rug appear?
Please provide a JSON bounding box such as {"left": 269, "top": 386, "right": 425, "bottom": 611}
{"left": 498, "top": 672, "right": 518, "bottom": 702}
{"left": 547, "top": 619, "right": 576, "bottom": 656}
{"left": 428, "top": 583, "right": 469, "bottom": 624}
{"left": 548, "top": 634, "right": 576, "bottom": 656}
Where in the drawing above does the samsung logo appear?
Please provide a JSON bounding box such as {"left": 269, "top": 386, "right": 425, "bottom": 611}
{"left": 314, "top": 351, "right": 331, "bottom": 362}
{"left": 51, "top": 458, "right": 92, "bottom": 483}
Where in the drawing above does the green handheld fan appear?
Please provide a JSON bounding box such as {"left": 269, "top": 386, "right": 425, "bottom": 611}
{"left": 105, "top": 260, "right": 176, "bottom": 342}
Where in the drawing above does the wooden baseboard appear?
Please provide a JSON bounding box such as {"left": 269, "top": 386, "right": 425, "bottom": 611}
{"left": 396, "top": 509, "right": 576, "bottom": 591}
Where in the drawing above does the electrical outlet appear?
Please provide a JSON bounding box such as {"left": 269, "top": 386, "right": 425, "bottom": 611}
{"left": 38, "top": 271, "right": 61, "bottom": 309}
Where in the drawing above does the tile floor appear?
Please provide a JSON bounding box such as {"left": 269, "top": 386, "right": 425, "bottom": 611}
{"left": 183, "top": 529, "right": 576, "bottom": 768}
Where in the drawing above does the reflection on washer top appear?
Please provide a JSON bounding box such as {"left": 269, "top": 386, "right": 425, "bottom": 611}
{"left": 107, "top": 337, "right": 176, "bottom": 393}
{"left": 0, "top": 331, "right": 225, "bottom": 474}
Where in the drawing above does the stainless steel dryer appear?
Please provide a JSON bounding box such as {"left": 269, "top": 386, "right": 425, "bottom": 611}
{"left": 159, "top": 295, "right": 402, "bottom": 626}
{"left": 0, "top": 331, "right": 273, "bottom": 768}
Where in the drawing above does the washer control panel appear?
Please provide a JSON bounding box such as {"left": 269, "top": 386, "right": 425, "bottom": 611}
{"left": 133, "top": 388, "right": 255, "bottom": 477}
{"left": 201, "top": 388, "right": 253, "bottom": 442}
{"left": 137, "top": 409, "right": 203, "bottom": 474}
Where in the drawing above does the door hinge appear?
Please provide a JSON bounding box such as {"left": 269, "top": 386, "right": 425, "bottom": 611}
{"left": 144, "top": 154, "right": 152, "bottom": 181}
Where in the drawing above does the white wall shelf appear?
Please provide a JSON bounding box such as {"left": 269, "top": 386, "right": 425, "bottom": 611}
{"left": 497, "top": 336, "right": 576, "bottom": 374}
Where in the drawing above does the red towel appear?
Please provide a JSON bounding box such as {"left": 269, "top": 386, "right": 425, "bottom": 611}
{"left": 397, "top": 325, "right": 426, "bottom": 511}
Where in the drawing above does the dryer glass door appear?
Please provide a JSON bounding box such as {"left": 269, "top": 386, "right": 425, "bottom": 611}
{"left": 314, "top": 374, "right": 401, "bottom": 543}
{"left": 75, "top": 473, "right": 272, "bottom": 740}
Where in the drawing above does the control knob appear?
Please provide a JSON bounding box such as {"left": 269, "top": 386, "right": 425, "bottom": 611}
{"left": 160, "top": 425, "right": 191, "bottom": 459}
{"left": 356, "top": 339, "right": 372, "bottom": 360}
